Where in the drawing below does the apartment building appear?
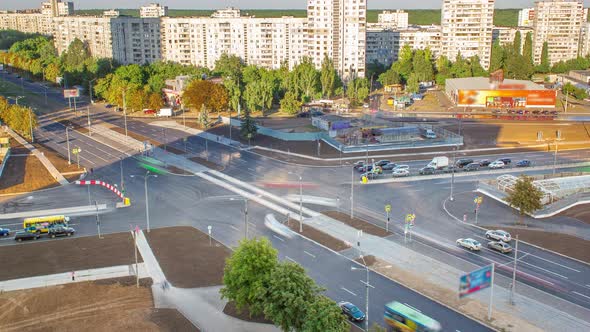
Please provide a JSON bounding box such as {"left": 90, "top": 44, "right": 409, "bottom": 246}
{"left": 532, "top": 0, "right": 585, "bottom": 65}
{"left": 366, "top": 25, "right": 442, "bottom": 67}
{"left": 377, "top": 10, "right": 409, "bottom": 30}
{"left": 518, "top": 8, "right": 535, "bottom": 27}
{"left": 579, "top": 22, "right": 590, "bottom": 56}
{"left": 160, "top": 15, "right": 307, "bottom": 70}
{"left": 41, "top": 0, "right": 73, "bottom": 17}
{"left": 52, "top": 16, "right": 114, "bottom": 58}
{"left": 441, "top": 0, "right": 495, "bottom": 69}
{"left": 0, "top": 13, "right": 53, "bottom": 35}
{"left": 111, "top": 17, "right": 161, "bottom": 65}
{"left": 492, "top": 26, "right": 533, "bottom": 53}
{"left": 103, "top": 9, "right": 120, "bottom": 17}
{"left": 140, "top": 3, "right": 168, "bottom": 18}
{"left": 211, "top": 7, "right": 241, "bottom": 18}
{"left": 306, "top": 0, "right": 366, "bottom": 80}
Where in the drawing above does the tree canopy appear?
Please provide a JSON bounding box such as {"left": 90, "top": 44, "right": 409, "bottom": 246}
{"left": 505, "top": 175, "right": 544, "bottom": 225}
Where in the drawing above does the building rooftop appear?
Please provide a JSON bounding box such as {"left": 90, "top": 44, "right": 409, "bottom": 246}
{"left": 446, "top": 77, "right": 546, "bottom": 91}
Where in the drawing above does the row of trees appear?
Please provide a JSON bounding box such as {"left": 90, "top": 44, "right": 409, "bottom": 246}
{"left": 0, "top": 97, "right": 38, "bottom": 140}
{"left": 221, "top": 238, "right": 349, "bottom": 332}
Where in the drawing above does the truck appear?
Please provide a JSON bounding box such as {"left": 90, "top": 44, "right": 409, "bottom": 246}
{"left": 428, "top": 156, "right": 449, "bottom": 170}
{"left": 157, "top": 108, "right": 173, "bottom": 117}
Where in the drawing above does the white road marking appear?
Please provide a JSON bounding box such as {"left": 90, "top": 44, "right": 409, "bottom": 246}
{"left": 360, "top": 280, "right": 375, "bottom": 289}
{"left": 247, "top": 168, "right": 256, "bottom": 172}
{"left": 403, "top": 303, "right": 421, "bottom": 312}
{"left": 229, "top": 225, "right": 239, "bottom": 231}
{"left": 304, "top": 251, "right": 316, "bottom": 258}
{"left": 341, "top": 287, "right": 357, "bottom": 296}
{"left": 285, "top": 256, "right": 296, "bottom": 263}
{"left": 572, "top": 291, "right": 590, "bottom": 300}
{"left": 273, "top": 235, "right": 284, "bottom": 242}
{"left": 521, "top": 251, "right": 581, "bottom": 272}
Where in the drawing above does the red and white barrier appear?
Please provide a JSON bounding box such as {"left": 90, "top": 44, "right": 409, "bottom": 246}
{"left": 75, "top": 180, "right": 124, "bottom": 199}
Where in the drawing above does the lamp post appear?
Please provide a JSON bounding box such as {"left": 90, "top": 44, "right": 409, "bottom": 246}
{"left": 450, "top": 145, "right": 457, "bottom": 201}
{"left": 28, "top": 107, "right": 34, "bottom": 143}
{"left": 65, "top": 125, "right": 72, "bottom": 164}
{"left": 89, "top": 78, "right": 97, "bottom": 104}
{"left": 230, "top": 197, "right": 249, "bottom": 239}
{"left": 122, "top": 89, "right": 128, "bottom": 137}
{"left": 350, "top": 164, "right": 355, "bottom": 219}
{"left": 86, "top": 106, "right": 92, "bottom": 136}
{"left": 131, "top": 171, "right": 158, "bottom": 232}
{"left": 95, "top": 200, "right": 103, "bottom": 239}
{"left": 289, "top": 172, "right": 304, "bottom": 232}
{"left": 351, "top": 255, "right": 369, "bottom": 332}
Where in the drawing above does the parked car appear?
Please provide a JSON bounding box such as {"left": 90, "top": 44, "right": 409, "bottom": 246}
{"left": 456, "top": 159, "right": 474, "bottom": 168}
{"left": 143, "top": 109, "right": 156, "bottom": 115}
{"left": 497, "top": 158, "right": 512, "bottom": 165}
{"left": 485, "top": 230, "right": 512, "bottom": 242}
{"left": 48, "top": 225, "right": 75, "bottom": 238}
{"left": 392, "top": 169, "right": 410, "bottom": 177}
{"left": 442, "top": 165, "right": 458, "bottom": 173}
{"left": 360, "top": 165, "right": 382, "bottom": 174}
{"left": 14, "top": 231, "right": 40, "bottom": 242}
{"left": 360, "top": 172, "right": 379, "bottom": 181}
{"left": 478, "top": 159, "right": 491, "bottom": 167}
{"left": 381, "top": 162, "right": 397, "bottom": 171}
{"left": 338, "top": 301, "right": 366, "bottom": 322}
{"left": 105, "top": 104, "right": 113, "bottom": 108}
{"left": 419, "top": 166, "right": 436, "bottom": 175}
{"left": 488, "top": 160, "right": 506, "bottom": 169}
{"left": 488, "top": 241, "right": 513, "bottom": 254}
{"left": 0, "top": 227, "right": 10, "bottom": 236}
{"left": 456, "top": 238, "right": 482, "bottom": 251}
{"left": 393, "top": 165, "right": 409, "bottom": 171}
{"left": 115, "top": 107, "right": 123, "bottom": 112}
{"left": 353, "top": 161, "right": 365, "bottom": 171}
{"left": 463, "top": 163, "right": 480, "bottom": 171}
{"left": 516, "top": 160, "right": 531, "bottom": 167}
{"left": 375, "top": 160, "right": 391, "bottom": 167}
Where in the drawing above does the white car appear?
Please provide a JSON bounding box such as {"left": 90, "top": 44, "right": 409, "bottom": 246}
{"left": 393, "top": 165, "right": 410, "bottom": 171}
{"left": 489, "top": 160, "right": 505, "bottom": 169}
{"left": 485, "top": 230, "right": 511, "bottom": 242}
{"left": 456, "top": 238, "right": 482, "bottom": 251}
{"left": 392, "top": 169, "right": 410, "bottom": 177}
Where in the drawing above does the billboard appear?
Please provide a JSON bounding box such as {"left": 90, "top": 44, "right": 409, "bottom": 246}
{"left": 63, "top": 89, "right": 80, "bottom": 98}
{"left": 457, "top": 89, "right": 556, "bottom": 108}
{"left": 459, "top": 264, "right": 493, "bottom": 298}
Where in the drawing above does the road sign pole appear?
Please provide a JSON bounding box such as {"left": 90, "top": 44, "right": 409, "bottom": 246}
{"left": 76, "top": 152, "right": 80, "bottom": 169}
{"left": 66, "top": 127, "right": 71, "bottom": 165}
{"left": 386, "top": 212, "right": 390, "bottom": 232}
{"left": 510, "top": 235, "right": 519, "bottom": 305}
{"left": 87, "top": 106, "right": 91, "bottom": 136}
{"left": 134, "top": 227, "right": 139, "bottom": 288}
{"left": 208, "top": 225, "right": 212, "bottom": 246}
{"left": 350, "top": 166, "right": 354, "bottom": 219}
{"left": 488, "top": 263, "right": 495, "bottom": 321}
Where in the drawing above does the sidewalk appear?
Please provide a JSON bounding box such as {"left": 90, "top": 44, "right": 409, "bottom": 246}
{"left": 4, "top": 126, "right": 68, "bottom": 185}
{"left": 0, "top": 203, "right": 108, "bottom": 220}
{"left": 0, "top": 263, "right": 148, "bottom": 292}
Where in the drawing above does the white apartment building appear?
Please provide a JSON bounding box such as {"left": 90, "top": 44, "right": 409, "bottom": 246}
{"left": 52, "top": 16, "right": 114, "bottom": 58}
{"left": 103, "top": 9, "right": 120, "bottom": 17}
{"left": 41, "top": 0, "right": 73, "bottom": 17}
{"left": 518, "top": 8, "right": 535, "bottom": 27}
{"left": 211, "top": 7, "right": 241, "bottom": 18}
{"left": 0, "top": 13, "right": 53, "bottom": 35}
{"left": 366, "top": 25, "right": 442, "bottom": 67}
{"left": 306, "top": 0, "right": 366, "bottom": 80}
{"left": 111, "top": 17, "right": 161, "bottom": 65}
{"left": 579, "top": 22, "right": 590, "bottom": 56}
{"left": 140, "top": 3, "right": 168, "bottom": 18}
{"left": 532, "top": 0, "right": 585, "bottom": 65}
{"left": 160, "top": 16, "right": 307, "bottom": 70}
{"left": 492, "top": 26, "right": 533, "bottom": 53}
{"left": 441, "top": 0, "right": 495, "bottom": 69}
{"left": 377, "top": 10, "right": 409, "bottom": 30}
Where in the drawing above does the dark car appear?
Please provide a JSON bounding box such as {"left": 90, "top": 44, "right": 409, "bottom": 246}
{"left": 443, "top": 165, "right": 458, "bottom": 173}
{"left": 497, "top": 158, "right": 511, "bottom": 165}
{"left": 516, "top": 159, "right": 531, "bottom": 167}
{"left": 381, "top": 162, "right": 397, "bottom": 171}
{"left": 478, "top": 159, "right": 491, "bottom": 167}
{"left": 419, "top": 166, "right": 436, "bottom": 175}
{"left": 463, "top": 163, "right": 480, "bottom": 171}
{"left": 105, "top": 104, "right": 113, "bottom": 108}
{"left": 14, "top": 231, "right": 40, "bottom": 242}
{"left": 456, "top": 159, "right": 474, "bottom": 168}
{"left": 375, "top": 160, "right": 391, "bottom": 167}
{"left": 0, "top": 227, "right": 10, "bottom": 236}
{"left": 338, "top": 301, "right": 365, "bottom": 322}
{"left": 297, "top": 111, "right": 310, "bottom": 118}
{"left": 310, "top": 110, "right": 324, "bottom": 117}
{"left": 48, "top": 225, "right": 75, "bottom": 238}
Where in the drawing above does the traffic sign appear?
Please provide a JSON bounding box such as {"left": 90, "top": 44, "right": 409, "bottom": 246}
{"left": 385, "top": 204, "right": 391, "bottom": 213}
{"left": 474, "top": 196, "right": 483, "bottom": 205}
{"left": 72, "top": 147, "right": 81, "bottom": 154}
{"left": 207, "top": 225, "right": 212, "bottom": 234}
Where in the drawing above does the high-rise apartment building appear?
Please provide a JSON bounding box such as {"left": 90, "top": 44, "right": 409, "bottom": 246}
{"left": 111, "top": 17, "right": 161, "bottom": 65}
{"left": 532, "top": 0, "right": 585, "bottom": 65}
{"left": 306, "top": 0, "right": 366, "bottom": 80}
{"left": 441, "top": 0, "right": 495, "bottom": 69}
{"left": 377, "top": 10, "right": 409, "bottom": 30}
{"left": 41, "top": 0, "right": 73, "bottom": 17}
{"left": 492, "top": 26, "right": 533, "bottom": 53}
{"left": 140, "top": 3, "right": 168, "bottom": 18}
{"left": 366, "top": 25, "right": 442, "bottom": 67}
{"left": 579, "top": 22, "right": 590, "bottom": 57}
{"left": 518, "top": 8, "right": 535, "bottom": 27}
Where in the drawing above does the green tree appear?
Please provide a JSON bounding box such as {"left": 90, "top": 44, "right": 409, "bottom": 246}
{"left": 240, "top": 109, "right": 258, "bottom": 140}
{"left": 320, "top": 55, "right": 339, "bottom": 98}
{"left": 490, "top": 39, "right": 505, "bottom": 72}
{"left": 563, "top": 82, "right": 589, "bottom": 100}
{"left": 469, "top": 55, "right": 487, "bottom": 77}
{"left": 214, "top": 53, "right": 244, "bottom": 79}
{"left": 220, "top": 238, "right": 277, "bottom": 315}
{"left": 280, "top": 91, "right": 303, "bottom": 115}
{"left": 435, "top": 55, "right": 452, "bottom": 86}
{"left": 301, "top": 296, "right": 348, "bottom": 332}
{"left": 347, "top": 78, "right": 369, "bottom": 105}
{"left": 505, "top": 175, "right": 544, "bottom": 226}
{"left": 405, "top": 73, "right": 420, "bottom": 94}
{"left": 378, "top": 69, "right": 401, "bottom": 86}
{"left": 513, "top": 31, "right": 521, "bottom": 55}
{"left": 450, "top": 53, "right": 471, "bottom": 78}
{"left": 295, "top": 58, "right": 320, "bottom": 102}
{"left": 412, "top": 49, "right": 434, "bottom": 82}
{"left": 262, "top": 262, "right": 321, "bottom": 331}
{"left": 393, "top": 44, "right": 414, "bottom": 81}
{"left": 538, "top": 41, "right": 550, "bottom": 73}
{"left": 198, "top": 104, "right": 211, "bottom": 128}
{"left": 61, "top": 38, "right": 91, "bottom": 72}
{"left": 523, "top": 32, "right": 534, "bottom": 66}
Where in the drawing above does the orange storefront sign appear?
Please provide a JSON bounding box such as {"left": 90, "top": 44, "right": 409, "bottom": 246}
{"left": 457, "top": 89, "right": 556, "bottom": 108}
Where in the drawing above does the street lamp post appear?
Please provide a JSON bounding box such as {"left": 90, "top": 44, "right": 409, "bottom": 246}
{"left": 89, "top": 78, "right": 97, "bottom": 104}
{"left": 131, "top": 171, "right": 158, "bottom": 232}
{"left": 350, "top": 165, "right": 355, "bottom": 219}
{"left": 289, "top": 172, "right": 304, "bottom": 232}
{"left": 352, "top": 255, "right": 369, "bottom": 332}
{"left": 510, "top": 234, "right": 519, "bottom": 305}
{"left": 66, "top": 126, "right": 72, "bottom": 164}
{"left": 122, "top": 89, "right": 128, "bottom": 137}
{"left": 28, "top": 107, "right": 34, "bottom": 143}
{"left": 450, "top": 145, "right": 457, "bottom": 201}
{"left": 86, "top": 106, "right": 92, "bottom": 136}
{"left": 230, "top": 197, "right": 249, "bottom": 239}
{"left": 95, "top": 200, "right": 103, "bottom": 239}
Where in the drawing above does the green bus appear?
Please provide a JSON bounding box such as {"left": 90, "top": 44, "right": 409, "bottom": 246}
{"left": 384, "top": 301, "right": 441, "bottom": 332}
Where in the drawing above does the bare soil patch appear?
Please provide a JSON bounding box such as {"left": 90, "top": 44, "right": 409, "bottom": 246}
{"left": 7, "top": 135, "right": 29, "bottom": 154}
{"left": 0, "top": 153, "right": 58, "bottom": 194}
{"left": 0, "top": 232, "right": 143, "bottom": 281}
{"left": 145, "top": 226, "right": 232, "bottom": 288}
{"left": 286, "top": 219, "right": 351, "bottom": 252}
{"left": 33, "top": 143, "right": 83, "bottom": 181}
{"left": 484, "top": 226, "right": 590, "bottom": 263}
{"left": 222, "top": 301, "right": 274, "bottom": 324}
{"left": 557, "top": 203, "right": 590, "bottom": 224}
{"left": 324, "top": 211, "right": 392, "bottom": 237}
{"left": 189, "top": 156, "right": 224, "bottom": 171}
{"left": 353, "top": 255, "right": 377, "bottom": 267}
{"left": 150, "top": 308, "right": 200, "bottom": 332}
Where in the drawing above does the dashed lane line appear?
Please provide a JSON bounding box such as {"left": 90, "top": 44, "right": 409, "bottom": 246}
{"left": 572, "top": 291, "right": 590, "bottom": 301}
{"left": 360, "top": 280, "right": 375, "bottom": 289}
{"left": 341, "top": 287, "right": 357, "bottom": 296}
{"left": 304, "top": 251, "right": 316, "bottom": 258}
{"left": 273, "top": 235, "right": 284, "bottom": 242}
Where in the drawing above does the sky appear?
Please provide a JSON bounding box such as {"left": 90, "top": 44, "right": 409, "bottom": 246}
{"left": 5, "top": 0, "right": 590, "bottom": 10}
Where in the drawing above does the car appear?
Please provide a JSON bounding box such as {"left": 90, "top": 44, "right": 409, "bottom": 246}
{"left": 442, "top": 165, "right": 458, "bottom": 173}
{"left": 297, "top": 111, "right": 310, "bottom": 118}
{"left": 393, "top": 165, "right": 409, "bottom": 171}
{"left": 375, "top": 160, "right": 391, "bottom": 167}
{"left": 542, "top": 110, "right": 550, "bottom": 115}
{"left": 360, "top": 172, "right": 379, "bottom": 181}
{"left": 516, "top": 110, "right": 524, "bottom": 115}
{"left": 15, "top": 75, "right": 21, "bottom": 79}
{"left": 143, "top": 109, "right": 156, "bottom": 115}
{"left": 488, "top": 160, "right": 505, "bottom": 169}
{"left": 488, "top": 241, "right": 513, "bottom": 254}
{"left": 532, "top": 110, "right": 540, "bottom": 115}
{"left": 463, "top": 163, "right": 480, "bottom": 171}
{"left": 478, "top": 159, "right": 491, "bottom": 167}
{"left": 310, "top": 110, "right": 324, "bottom": 117}
{"left": 456, "top": 158, "right": 474, "bottom": 168}
{"left": 497, "top": 158, "right": 512, "bottom": 165}
{"left": 456, "top": 238, "right": 482, "bottom": 251}
{"left": 485, "top": 230, "right": 512, "bottom": 242}
{"left": 419, "top": 166, "right": 436, "bottom": 175}
{"left": 353, "top": 161, "right": 365, "bottom": 171}
{"left": 550, "top": 110, "right": 558, "bottom": 115}
{"left": 0, "top": 227, "right": 10, "bottom": 236}
{"left": 14, "top": 231, "right": 40, "bottom": 242}
{"left": 48, "top": 225, "right": 75, "bottom": 238}
{"left": 338, "top": 301, "right": 365, "bottom": 322}
{"left": 516, "top": 159, "right": 531, "bottom": 167}
{"left": 105, "top": 104, "right": 113, "bottom": 108}
{"left": 392, "top": 169, "right": 410, "bottom": 177}
{"left": 381, "top": 162, "right": 397, "bottom": 171}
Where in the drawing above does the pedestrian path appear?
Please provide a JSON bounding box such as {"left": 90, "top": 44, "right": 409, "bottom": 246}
{"left": 0, "top": 203, "right": 108, "bottom": 220}
{"left": 0, "top": 264, "right": 148, "bottom": 292}
{"left": 4, "top": 126, "right": 68, "bottom": 185}
{"left": 151, "top": 121, "right": 242, "bottom": 149}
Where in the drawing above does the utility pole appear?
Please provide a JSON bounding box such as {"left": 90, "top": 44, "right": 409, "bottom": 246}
{"left": 134, "top": 226, "right": 139, "bottom": 288}
{"left": 553, "top": 140, "right": 559, "bottom": 175}
{"left": 28, "top": 107, "right": 34, "bottom": 143}
{"left": 122, "top": 89, "right": 128, "bottom": 136}
{"left": 450, "top": 145, "right": 457, "bottom": 201}
{"left": 66, "top": 126, "right": 71, "bottom": 164}
{"left": 89, "top": 78, "right": 97, "bottom": 104}
{"left": 95, "top": 200, "right": 103, "bottom": 239}
{"left": 510, "top": 235, "right": 519, "bottom": 305}
{"left": 299, "top": 175, "right": 303, "bottom": 232}
{"left": 564, "top": 91, "right": 568, "bottom": 113}
{"left": 350, "top": 166, "right": 355, "bottom": 219}
{"left": 86, "top": 106, "right": 92, "bottom": 136}
{"left": 244, "top": 199, "right": 248, "bottom": 239}
{"left": 120, "top": 157, "right": 124, "bottom": 195}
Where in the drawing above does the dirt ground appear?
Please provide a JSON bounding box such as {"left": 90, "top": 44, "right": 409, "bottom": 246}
{"left": 558, "top": 203, "right": 590, "bottom": 224}
{"left": 0, "top": 153, "right": 58, "bottom": 194}
{"left": 145, "top": 226, "right": 232, "bottom": 288}
{"left": 324, "top": 211, "right": 392, "bottom": 237}
{"left": 0, "top": 279, "right": 198, "bottom": 332}
{"left": 286, "top": 219, "right": 351, "bottom": 252}
{"left": 33, "top": 143, "right": 84, "bottom": 182}
{"left": 222, "top": 301, "right": 274, "bottom": 324}
{"left": 0, "top": 232, "right": 143, "bottom": 281}
{"left": 484, "top": 225, "right": 590, "bottom": 263}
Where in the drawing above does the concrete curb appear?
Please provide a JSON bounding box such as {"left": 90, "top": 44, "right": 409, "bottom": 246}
{"left": 0, "top": 204, "right": 108, "bottom": 220}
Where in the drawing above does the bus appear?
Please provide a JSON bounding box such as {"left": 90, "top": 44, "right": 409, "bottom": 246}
{"left": 384, "top": 301, "right": 441, "bottom": 332}
{"left": 23, "top": 215, "right": 70, "bottom": 233}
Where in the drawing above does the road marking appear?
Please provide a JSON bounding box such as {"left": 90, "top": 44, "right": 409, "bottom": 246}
{"left": 360, "top": 280, "right": 375, "bottom": 289}
{"left": 518, "top": 260, "right": 569, "bottom": 279}
{"left": 304, "top": 250, "right": 316, "bottom": 258}
{"left": 229, "top": 225, "right": 239, "bottom": 231}
{"left": 247, "top": 168, "right": 256, "bottom": 172}
{"left": 285, "top": 256, "right": 296, "bottom": 263}
{"left": 341, "top": 287, "right": 357, "bottom": 296}
{"left": 572, "top": 291, "right": 590, "bottom": 300}
{"left": 273, "top": 235, "right": 284, "bottom": 242}
{"left": 521, "top": 251, "right": 581, "bottom": 272}
{"left": 403, "top": 303, "right": 421, "bottom": 312}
